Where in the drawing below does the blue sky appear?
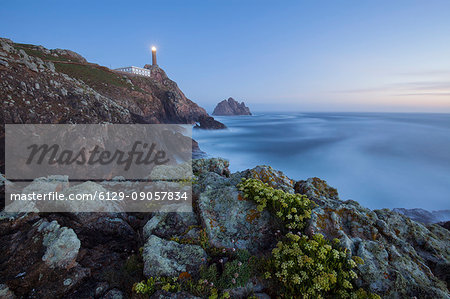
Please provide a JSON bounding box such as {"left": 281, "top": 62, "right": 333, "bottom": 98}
{"left": 1, "top": 0, "right": 450, "bottom": 112}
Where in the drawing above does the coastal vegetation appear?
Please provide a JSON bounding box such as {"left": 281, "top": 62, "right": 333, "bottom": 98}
{"left": 238, "top": 178, "right": 380, "bottom": 299}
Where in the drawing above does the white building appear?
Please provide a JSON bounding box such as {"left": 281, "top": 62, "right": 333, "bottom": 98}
{"left": 115, "top": 66, "right": 151, "bottom": 77}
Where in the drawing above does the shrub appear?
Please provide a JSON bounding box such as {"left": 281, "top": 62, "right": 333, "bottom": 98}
{"left": 133, "top": 277, "right": 157, "bottom": 295}
{"left": 219, "top": 259, "right": 252, "bottom": 289}
{"left": 124, "top": 254, "right": 143, "bottom": 276}
{"left": 238, "top": 177, "right": 379, "bottom": 298}
{"left": 199, "top": 249, "right": 257, "bottom": 290}
{"left": 133, "top": 276, "right": 180, "bottom": 295}
{"left": 238, "top": 178, "right": 313, "bottom": 230}
{"left": 268, "top": 232, "right": 363, "bottom": 298}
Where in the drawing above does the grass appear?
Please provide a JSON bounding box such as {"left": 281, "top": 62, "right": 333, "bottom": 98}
{"left": 54, "top": 62, "right": 133, "bottom": 89}
{"left": 14, "top": 42, "right": 132, "bottom": 89}
{"left": 13, "top": 42, "right": 149, "bottom": 94}
{"left": 13, "top": 43, "right": 73, "bottom": 62}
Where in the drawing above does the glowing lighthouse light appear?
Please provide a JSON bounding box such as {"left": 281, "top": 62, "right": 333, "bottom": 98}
{"left": 151, "top": 46, "right": 157, "bottom": 66}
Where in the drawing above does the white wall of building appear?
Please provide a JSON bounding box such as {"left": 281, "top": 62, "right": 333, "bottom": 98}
{"left": 115, "top": 66, "right": 151, "bottom": 77}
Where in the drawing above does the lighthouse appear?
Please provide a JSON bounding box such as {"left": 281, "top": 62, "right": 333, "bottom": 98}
{"left": 152, "top": 46, "right": 157, "bottom": 66}
{"left": 115, "top": 45, "right": 158, "bottom": 75}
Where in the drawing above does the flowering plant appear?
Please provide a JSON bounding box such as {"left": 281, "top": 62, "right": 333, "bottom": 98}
{"left": 269, "top": 233, "right": 363, "bottom": 298}
{"left": 238, "top": 178, "right": 313, "bottom": 229}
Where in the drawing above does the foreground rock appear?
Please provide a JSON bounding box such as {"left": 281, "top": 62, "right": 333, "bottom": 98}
{"left": 0, "top": 177, "right": 142, "bottom": 298}
{"left": 298, "top": 178, "right": 450, "bottom": 298}
{"left": 212, "top": 97, "right": 252, "bottom": 116}
{"left": 193, "top": 161, "right": 283, "bottom": 254}
{"left": 198, "top": 177, "right": 279, "bottom": 253}
{"left": 143, "top": 235, "right": 207, "bottom": 277}
{"left": 192, "top": 158, "right": 231, "bottom": 177}
{"left": 38, "top": 220, "right": 81, "bottom": 269}
{"left": 0, "top": 215, "right": 89, "bottom": 298}
{"left": 193, "top": 160, "right": 450, "bottom": 298}
{"left": 0, "top": 158, "right": 449, "bottom": 298}
{"left": 143, "top": 204, "right": 199, "bottom": 240}
{"left": 194, "top": 115, "right": 227, "bottom": 129}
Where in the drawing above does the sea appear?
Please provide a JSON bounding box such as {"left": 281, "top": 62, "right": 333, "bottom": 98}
{"left": 193, "top": 112, "right": 450, "bottom": 211}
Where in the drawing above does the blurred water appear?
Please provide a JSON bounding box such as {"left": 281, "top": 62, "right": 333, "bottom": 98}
{"left": 193, "top": 112, "right": 450, "bottom": 210}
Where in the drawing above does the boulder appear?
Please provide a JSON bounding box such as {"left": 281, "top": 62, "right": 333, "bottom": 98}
{"left": 302, "top": 179, "right": 450, "bottom": 298}
{"left": 37, "top": 219, "right": 81, "bottom": 269}
{"left": 61, "top": 181, "right": 124, "bottom": 213}
{"left": 0, "top": 284, "right": 16, "bottom": 299}
{"left": 295, "top": 177, "right": 339, "bottom": 203}
{"left": 4, "top": 175, "right": 69, "bottom": 214}
{"left": 198, "top": 183, "right": 279, "bottom": 253}
{"left": 192, "top": 158, "right": 231, "bottom": 177}
{"left": 143, "top": 207, "right": 199, "bottom": 240}
{"left": 194, "top": 115, "right": 227, "bottom": 129}
{"left": 149, "top": 162, "right": 193, "bottom": 180}
{"left": 21, "top": 175, "right": 69, "bottom": 194}
{"left": 249, "top": 165, "right": 294, "bottom": 193}
{"left": 143, "top": 235, "right": 207, "bottom": 277}
{"left": 194, "top": 164, "right": 289, "bottom": 254}
{"left": 0, "top": 215, "right": 89, "bottom": 298}
{"left": 101, "top": 288, "right": 123, "bottom": 299}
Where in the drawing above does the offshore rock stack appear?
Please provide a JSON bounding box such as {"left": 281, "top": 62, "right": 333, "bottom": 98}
{"left": 213, "top": 97, "right": 252, "bottom": 116}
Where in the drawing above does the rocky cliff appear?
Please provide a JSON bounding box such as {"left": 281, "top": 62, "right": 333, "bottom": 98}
{"left": 212, "top": 97, "right": 252, "bottom": 116}
{"left": 1, "top": 159, "right": 448, "bottom": 298}
{"left": 0, "top": 37, "right": 224, "bottom": 128}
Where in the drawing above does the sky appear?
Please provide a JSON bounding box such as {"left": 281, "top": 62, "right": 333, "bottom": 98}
{"left": 1, "top": 0, "right": 450, "bottom": 113}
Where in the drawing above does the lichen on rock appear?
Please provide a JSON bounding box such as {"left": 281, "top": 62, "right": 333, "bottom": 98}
{"left": 249, "top": 165, "right": 294, "bottom": 193}
{"left": 143, "top": 235, "right": 207, "bottom": 277}
{"left": 36, "top": 219, "right": 81, "bottom": 269}
{"left": 303, "top": 180, "right": 450, "bottom": 298}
